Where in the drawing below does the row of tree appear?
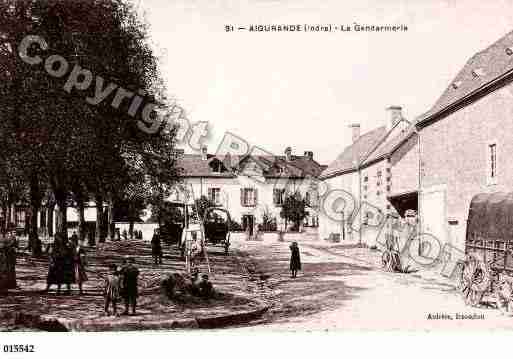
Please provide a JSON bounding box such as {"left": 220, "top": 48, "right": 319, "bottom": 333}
{"left": 0, "top": 0, "right": 181, "bottom": 255}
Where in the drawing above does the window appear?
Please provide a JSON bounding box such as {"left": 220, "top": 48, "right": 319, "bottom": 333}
{"left": 208, "top": 188, "right": 221, "bottom": 205}
{"left": 472, "top": 68, "right": 485, "bottom": 78}
{"left": 506, "top": 47, "right": 513, "bottom": 56}
{"left": 273, "top": 188, "right": 285, "bottom": 206}
{"left": 377, "top": 170, "right": 382, "bottom": 178}
{"left": 376, "top": 190, "right": 381, "bottom": 196}
{"left": 241, "top": 188, "right": 257, "bottom": 206}
{"left": 363, "top": 185, "right": 368, "bottom": 191}
{"left": 363, "top": 176, "right": 368, "bottom": 182}
{"left": 386, "top": 185, "right": 391, "bottom": 192}
{"left": 487, "top": 143, "right": 498, "bottom": 185}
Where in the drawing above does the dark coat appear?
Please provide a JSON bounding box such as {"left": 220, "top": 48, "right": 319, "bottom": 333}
{"left": 289, "top": 245, "right": 301, "bottom": 271}
{"left": 151, "top": 234, "right": 162, "bottom": 255}
{"left": 61, "top": 244, "right": 76, "bottom": 284}
{"left": 121, "top": 264, "right": 139, "bottom": 298}
{"left": 74, "top": 246, "right": 88, "bottom": 283}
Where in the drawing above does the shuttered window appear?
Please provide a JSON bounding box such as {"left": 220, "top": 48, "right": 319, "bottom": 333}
{"left": 208, "top": 188, "right": 221, "bottom": 205}
{"left": 273, "top": 188, "right": 285, "bottom": 206}
{"left": 241, "top": 188, "right": 257, "bottom": 206}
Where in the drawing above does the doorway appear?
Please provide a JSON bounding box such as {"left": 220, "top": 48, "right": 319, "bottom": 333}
{"left": 242, "top": 215, "right": 254, "bottom": 236}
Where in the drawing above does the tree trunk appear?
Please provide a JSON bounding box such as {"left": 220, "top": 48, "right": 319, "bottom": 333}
{"left": 54, "top": 188, "right": 68, "bottom": 241}
{"left": 77, "top": 201, "right": 85, "bottom": 242}
{"left": 107, "top": 195, "right": 114, "bottom": 241}
{"left": 1, "top": 204, "right": 7, "bottom": 233}
{"left": 95, "top": 195, "right": 104, "bottom": 243}
{"left": 28, "top": 175, "right": 42, "bottom": 256}
{"left": 47, "top": 204, "right": 54, "bottom": 237}
{"left": 129, "top": 221, "right": 134, "bottom": 240}
{"left": 6, "top": 204, "right": 12, "bottom": 229}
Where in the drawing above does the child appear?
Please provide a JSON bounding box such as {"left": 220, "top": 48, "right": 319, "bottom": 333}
{"left": 495, "top": 278, "right": 513, "bottom": 315}
{"left": 104, "top": 264, "right": 121, "bottom": 316}
{"left": 289, "top": 241, "right": 301, "bottom": 278}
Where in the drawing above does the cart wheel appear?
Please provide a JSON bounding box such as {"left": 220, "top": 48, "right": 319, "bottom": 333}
{"left": 382, "top": 251, "right": 390, "bottom": 269}
{"left": 459, "top": 253, "right": 491, "bottom": 307}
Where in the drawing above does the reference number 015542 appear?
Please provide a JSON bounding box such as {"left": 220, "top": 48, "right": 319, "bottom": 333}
{"left": 3, "top": 345, "right": 35, "bottom": 353}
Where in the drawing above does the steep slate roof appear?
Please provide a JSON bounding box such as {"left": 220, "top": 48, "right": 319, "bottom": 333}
{"left": 250, "top": 155, "right": 325, "bottom": 178}
{"left": 362, "top": 125, "right": 416, "bottom": 165}
{"left": 418, "top": 30, "right": 513, "bottom": 124}
{"left": 177, "top": 153, "right": 325, "bottom": 178}
{"left": 176, "top": 154, "right": 235, "bottom": 178}
{"left": 320, "top": 126, "right": 387, "bottom": 179}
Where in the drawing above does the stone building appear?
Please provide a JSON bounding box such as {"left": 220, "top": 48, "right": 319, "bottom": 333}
{"left": 172, "top": 146, "right": 326, "bottom": 235}
{"left": 318, "top": 107, "right": 419, "bottom": 245}
{"left": 416, "top": 30, "right": 513, "bottom": 251}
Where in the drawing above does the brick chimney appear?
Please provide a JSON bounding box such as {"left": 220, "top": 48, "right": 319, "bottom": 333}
{"left": 285, "top": 146, "right": 292, "bottom": 161}
{"left": 349, "top": 124, "right": 360, "bottom": 143}
{"left": 386, "top": 106, "right": 403, "bottom": 131}
{"left": 201, "top": 145, "right": 208, "bottom": 160}
{"left": 304, "top": 151, "right": 314, "bottom": 161}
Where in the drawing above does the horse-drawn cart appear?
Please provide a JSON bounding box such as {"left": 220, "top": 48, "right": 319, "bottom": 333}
{"left": 203, "top": 207, "right": 231, "bottom": 255}
{"left": 459, "top": 192, "right": 513, "bottom": 307}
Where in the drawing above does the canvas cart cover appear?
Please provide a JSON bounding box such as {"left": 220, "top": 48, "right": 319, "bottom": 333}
{"left": 467, "top": 192, "right": 513, "bottom": 241}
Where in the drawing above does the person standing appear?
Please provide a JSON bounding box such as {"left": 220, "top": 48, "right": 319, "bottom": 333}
{"left": 104, "top": 264, "right": 121, "bottom": 316}
{"left": 70, "top": 231, "right": 79, "bottom": 247}
{"left": 61, "top": 238, "right": 75, "bottom": 294}
{"left": 289, "top": 241, "right": 301, "bottom": 278}
{"left": 74, "top": 241, "right": 88, "bottom": 294}
{"left": 121, "top": 257, "right": 139, "bottom": 315}
{"left": 151, "top": 229, "right": 163, "bottom": 265}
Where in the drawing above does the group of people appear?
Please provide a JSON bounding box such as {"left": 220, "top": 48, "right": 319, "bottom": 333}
{"left": 45, "top": 231, "right": 88, "bottom": 294}
{"left": 103, "top": 256, "right": 140, "bottom": 316}
{"left": 120, "top": 229, "right": 144, "bottom": 241}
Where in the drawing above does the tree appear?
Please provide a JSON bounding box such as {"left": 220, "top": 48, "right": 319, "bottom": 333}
{"left": 280, "top": 191, "right": 307, "bottom": 232}
{"left": 0, "top": 0, "right": 181, "bottom": 248}
{"left": 260, "top": 205, "right": 277, "bottom": 232}
{"left": 194, "top": 195, "right": 216, "bottom": 222}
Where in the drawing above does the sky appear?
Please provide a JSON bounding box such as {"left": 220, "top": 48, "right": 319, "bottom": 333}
{"left": 137, "top": 0, "right": 513, "bottom": 164}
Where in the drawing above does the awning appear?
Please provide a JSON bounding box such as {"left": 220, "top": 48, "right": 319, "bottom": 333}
{"left": 387, "top": 191, "right": 418, "bottom": 217}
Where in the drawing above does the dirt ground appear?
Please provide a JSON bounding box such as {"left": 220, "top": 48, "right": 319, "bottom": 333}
{"left": 0, "top": 238, "right": 266, "bottom": 331}
{"left": 4, "top": 235, "right": 513, "bottom": 331}
{"left": 231, "top": 238, "right": 513, "bottom": 331}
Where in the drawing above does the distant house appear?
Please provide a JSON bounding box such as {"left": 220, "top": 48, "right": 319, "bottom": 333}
{"left": 318, "top": 106, "right": 418, "bottom": 245}
{"left": 416, "top": 30, "right": 513, "bottom": 251}
{"left": 172, "top": 146, "right": 326, "bottom": 235}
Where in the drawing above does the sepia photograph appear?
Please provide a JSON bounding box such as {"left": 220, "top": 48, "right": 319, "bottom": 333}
{"left": 2, "top": 0, "right": 513, "bottom": 356}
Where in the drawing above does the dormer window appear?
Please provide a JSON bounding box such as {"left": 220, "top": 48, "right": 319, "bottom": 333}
{"left": 211, "top": 160, "right": 223, "bottom": 173}
{"left": 452, "top": 81, "right": 462, "bottom": 89}
{"left": 472, "top": 68, "right": 485, "bottom": 78}
{"left": 506, "top": 47, "right": 513, "bottom": 56}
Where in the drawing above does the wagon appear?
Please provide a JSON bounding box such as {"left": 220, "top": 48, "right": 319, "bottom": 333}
{"left": 459, "top": 192, "right": 513, "bottom": 306}
{"left": 202, "top": 207, "right": 231, "bottom": 254}
{"left": 159, "top": 201, "right": 186, "bottom": 245}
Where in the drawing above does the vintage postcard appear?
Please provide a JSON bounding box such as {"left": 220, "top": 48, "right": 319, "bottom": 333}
{"left": 2, "top": 0, "right": 513, "bottom": 350}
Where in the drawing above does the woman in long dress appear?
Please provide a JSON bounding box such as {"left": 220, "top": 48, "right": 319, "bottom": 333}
{"left": 74, "top": 242, "right": 88, "bottom": 294}
{"left": 289, "top": 241, "right": 301, "bottom": 278}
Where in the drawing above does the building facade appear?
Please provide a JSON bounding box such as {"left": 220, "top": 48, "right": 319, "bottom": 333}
{"left": 416, "top": 30, "right": 513, "bottom": 252}
{"left": 172, "top": 146, "right": 326, "bottom": 234}
{"left": 319, "top": 107, "right": 419, "bottom": 245}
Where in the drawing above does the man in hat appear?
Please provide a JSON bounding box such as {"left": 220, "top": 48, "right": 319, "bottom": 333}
{"left": 120, "top": 256, "right": 140, "bottom": 315}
